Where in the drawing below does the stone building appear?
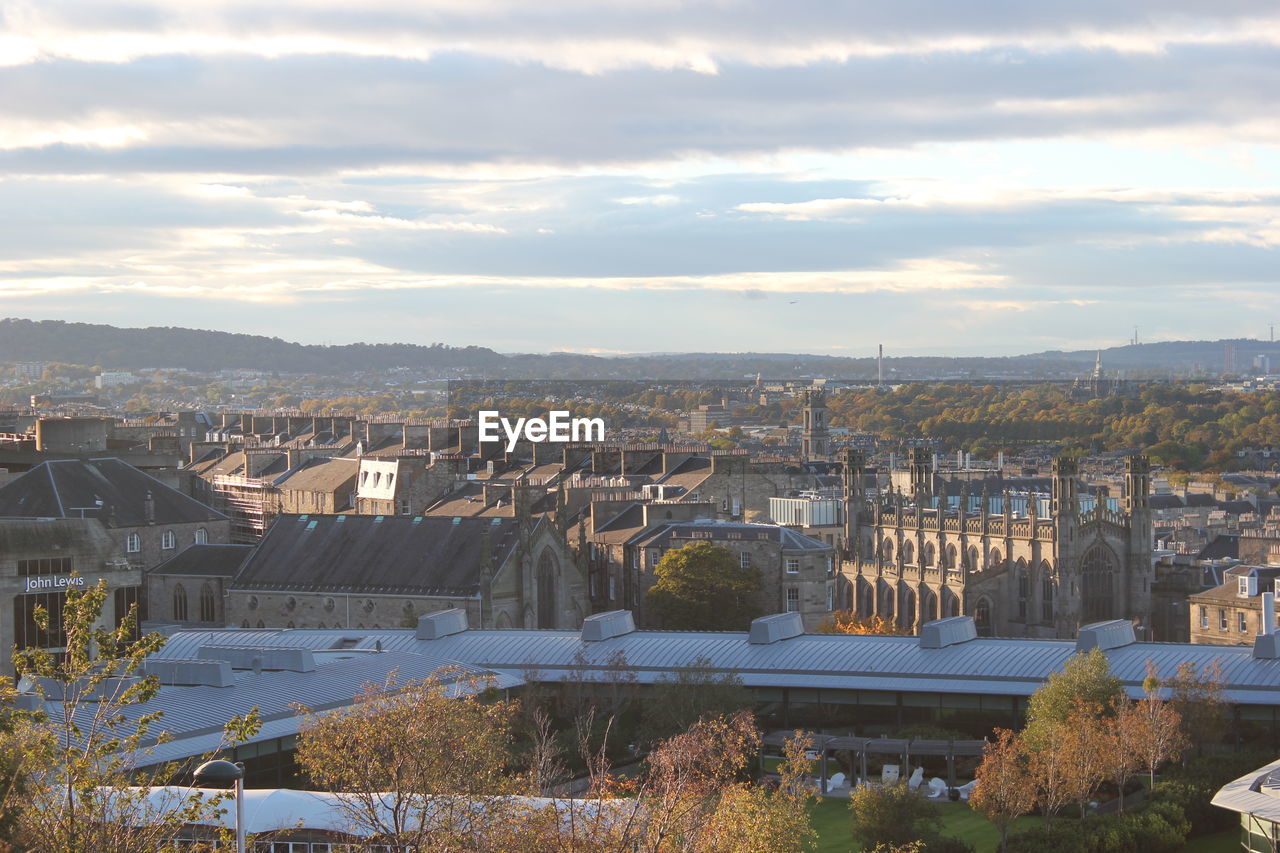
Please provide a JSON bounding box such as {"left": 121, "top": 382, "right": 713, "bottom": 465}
{"left": 223, "top": 511, "right": 586, "bottom": 631}
{"left": 0, "top": 517, "right": 142, "bottom": 675}
{"left": 0, "top": 457, "right": 231, "bottom": 571}
{"left": 145, "top": 543, "right": 252, "bottom": 627}
{"left": 1189, "top": 565, "right": 1280, "bottom": 645}
{"left": 840, "top": 448, "right": 1155, "bottom": 638}
{"left": 584, "top": 499, "right": 836, "bottom": 629}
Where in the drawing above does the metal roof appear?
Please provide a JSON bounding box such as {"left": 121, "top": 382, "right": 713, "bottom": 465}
{"left": 153, "top": 620, "right": 1280, "bottom": 705}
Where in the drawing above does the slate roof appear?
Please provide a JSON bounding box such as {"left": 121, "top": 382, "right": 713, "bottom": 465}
{"left": 274, "top": 457, "right": 359, "bottom": 493}
{"left": 150, "top": 544, "right": 252, "bottom": 577}
{"left": 0, "top": 458, "right": 226, "bottom": 528}
{"left": 230, "top": 513, "right": 522, "bottom": 596}
{"left": 1198, "top": 534, "right": 1241, "bottom": 562}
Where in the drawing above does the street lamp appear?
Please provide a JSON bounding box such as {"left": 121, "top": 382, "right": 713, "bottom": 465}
{"left": 193, "top": 759, "right": 245, "bottom": 853}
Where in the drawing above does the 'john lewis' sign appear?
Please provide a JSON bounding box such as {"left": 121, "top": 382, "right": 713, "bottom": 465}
{"left": 23, "top": 574, "right": 88, "bottom": 594}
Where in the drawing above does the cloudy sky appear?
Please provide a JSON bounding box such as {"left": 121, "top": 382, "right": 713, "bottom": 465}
{"left": 1, "top": 1, "right": 1277, "bottom": 356}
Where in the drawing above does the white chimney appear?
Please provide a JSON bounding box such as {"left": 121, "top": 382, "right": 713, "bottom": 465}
{"left": 1264, "top": 592, "right": 1276, "bottom": 635}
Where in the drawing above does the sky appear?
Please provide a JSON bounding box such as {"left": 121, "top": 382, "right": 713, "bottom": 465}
{"left": 0, "top": 1, "right": 1277, "bottom": 357}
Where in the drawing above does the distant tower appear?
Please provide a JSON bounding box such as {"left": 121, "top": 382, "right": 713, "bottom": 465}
{"left": 800, "top": 389, "right": 830, "bottom": 461}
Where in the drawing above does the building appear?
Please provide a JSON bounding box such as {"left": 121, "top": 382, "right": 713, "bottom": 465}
{"left": 0, "top": 457, "right": 231, "bottom": 570}
{"left": 1213, "top": 755, "right": 1280, "bottom": 852}
{"left": 1189, "top": 565, "right": 1280, "bottom": 645}
{"left": 800, "top": 389, "right": 830, "bottom": 461}
{"left": 841, "top": 449, "right": 1155, "bottom": 638}
{"left": 220, "top": 510, "right": 586, "bottom": 631}
{"left": 0, "top": 517, "right": 142, "bottom": 675}
{"left": 145, "top": 543, "right": 252, "bottom": 628}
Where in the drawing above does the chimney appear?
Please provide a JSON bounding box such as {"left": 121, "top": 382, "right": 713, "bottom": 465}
{"left": 144, "top": 491, "right": 155, "bottom": 525}
{"left": 1264, "top": 592, "right": 1276, "bottom": 635}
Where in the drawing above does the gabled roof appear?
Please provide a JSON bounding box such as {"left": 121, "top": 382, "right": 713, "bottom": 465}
{"left": 150, "top": 544, "right": 252, "bottom": 577}
{"left": 0, "top": 458, "right": 226, "bottom": 527}
{"left": 1197, "top": 534, "right": 1240, "bottom": 562}
{"left": 231, "top": 514, "right": 522, "bottom": 596}
{"left": 275, "top": 457, "right": 359, "bottom": 494}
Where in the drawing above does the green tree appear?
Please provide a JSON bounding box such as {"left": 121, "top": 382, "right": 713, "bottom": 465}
{"left": 4, "top": 577, "right": 260, "bottom": 853}
{"left": 1023, "top": 648, "right": 1124, "bottom": 748}
{"left": 849, "top": 781, "right": 943, "bottom": 850}
{"left": 645, "top": 543, "right": 763, "bottom": 631}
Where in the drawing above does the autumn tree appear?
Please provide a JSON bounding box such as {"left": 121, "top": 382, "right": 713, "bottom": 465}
{"left": 849, "top": 781, "right": 943, "bottom": 850}
{"left": 971, "top": 729, "right": 1037, "bottom": 850}
{"left": 815, "top": 611, "right": 910, "bottom": 636}
{"left": 698, "top": 728, "right": 817, "bottom": 853}
{"left": 1022, "top": 648, "right": 1123, "bottom": 748}
{"left": 1123, "top": 680, "right": 1188, "bottom": 787}
{"left": 4, "top": 577, "right": 259, "bottom": 853}
{"left": 645, "top": 542, "right": 764, "bottom": 631}
{"left": 1058, "top": 700, "right": 1111, "bottom": 820}
{"left": 295, "top": 669, "right": 527, "bottom": 850}
{"left": 1166, "top": 659, "right": 1227, "bottom": 751}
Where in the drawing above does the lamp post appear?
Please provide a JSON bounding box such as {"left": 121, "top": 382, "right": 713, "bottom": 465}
{"left": 193, "top": 759, "right": 245, "bottom": 853}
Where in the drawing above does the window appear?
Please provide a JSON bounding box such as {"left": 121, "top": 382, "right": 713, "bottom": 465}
{"left": 786, "top": 587, "right": 800, "bottom": 613}
{"left": 1199, "top": 606, "right": 1208, "bottom": 629}
{"left": 1041, "top": 574, "right": 1055, "bottom": 623}
{"left": 199, "top": 583, "right": 217, "bottom": 623}
{"left": 161, "top": 530, "right": 175, "bottom": 550}
{"left": 173, "top": 584, "right": 189, "bottom": 621}
{"left": 826, "top": 584, "right": 834, "bottom": 612}
{"left": 785, "top": 558, "right": 800, "bottom": 574}
{"left": 194, "top": 528, "right": 207, "bottom": 545}
{"left": 827, "top": 556, "right": 835, "bottom": 576}
{"left": 399, "top": 500, "right": 411, "bottom": 516}
{"left": 1239, "top": 612, "right": 1249, "bottom": 633}
{"left": 125, "top": 533, "right": 141, "bottom": 553}
{"left": 739, "top": 552, "right": 752, "bottom": 569}
{"left": 1219, "top": 609, "right": 1227, "bottom": 630}
{"left": 17, "top": 557, "right": 72, "bottom": 576}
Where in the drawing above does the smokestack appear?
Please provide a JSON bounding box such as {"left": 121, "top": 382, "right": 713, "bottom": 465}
{"left": 1264, "top": 592, "right": 1276, "bottom": 636}
{"left": 878, "top": 344, "right": 884, "bottom": 386}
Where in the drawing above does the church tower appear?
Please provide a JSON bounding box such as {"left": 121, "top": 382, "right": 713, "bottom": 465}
{"left": 800, "top": 389, "right": 830, "bottom": 461}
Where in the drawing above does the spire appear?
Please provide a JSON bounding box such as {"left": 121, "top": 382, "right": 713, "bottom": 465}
{"left": 1093, "top": 350, "right": 1103, "bottom": 379}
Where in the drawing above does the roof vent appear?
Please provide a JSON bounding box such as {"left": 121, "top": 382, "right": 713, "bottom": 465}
{"left": 142, "top": 658, "right": 234, "bottom": 687}
{"left": 919, "top": 616, "right": 978, "bottom": 649}
{"left": 748, "top": 612, "right": 805, "bottom": 644}
{"left": 581, "top": 610, "right": 636, "bottom": 642}
{"left": 1076, "top": 620, "right": 1137, "bottom": 653}
{"left": 196, "top": 645, "right": 316, "bottom": 672}
{"left": 416, "top": 608, "right": 469, "bottom": 640}
{"left": 1254, "top": 632, "right": 1280, "bottom": 660}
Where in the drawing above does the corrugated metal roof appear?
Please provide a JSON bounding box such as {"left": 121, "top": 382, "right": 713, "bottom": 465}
{"left": 151, "top": 624, "right": 1280, "bottom": 704}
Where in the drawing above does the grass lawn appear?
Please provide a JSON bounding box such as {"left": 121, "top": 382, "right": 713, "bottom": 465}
{"left": 809, "top": 797, "right": 1039, "bottom": 853}
{"left": 810, "top": 797, "right": 1239, "bottom": 853}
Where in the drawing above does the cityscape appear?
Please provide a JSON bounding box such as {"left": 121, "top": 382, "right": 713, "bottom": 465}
{"left": 2, "top": 2, "right": 1280, "bottom": 852}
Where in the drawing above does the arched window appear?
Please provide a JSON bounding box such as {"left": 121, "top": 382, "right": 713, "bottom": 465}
{"left": 1040, "top": 561, "right": 1055, "bottom": 623}
{"left": 974, "top": 597, "right": 993, "bottom": 636}
{"left": 536, "top": 548, "right": 559, "bottom": 629}
{"left": 881, "top": 582, "right": 895, "bottom": 620}
{"left": 967, "top": 546, "right": 979, "bottom": 571}
{"left": 857, "top": 577, "right": 874, "bottom": 617}
{"left": 161, "top": 530, "right": 175, "bottom": 550}
{"left": 902, "top": 541, "right": 915, "bottom": 565}
{"left": 945, "top": 545, "right": 957, "bottom": 570}
{"left": 881, "top": 539, "right": 894, "bottom": 562}
{"left": 944, "top": 588, "right": 960, "bottom": 618}
{"left": 194, "top": 528, "right": 207, "bottom": 545}
{"left": 922, "top": 542, "right": 935, "bottom": 568}
{"left": 988, "top": 548, "right": 1003, "bottom": 570}
{"left": 901, "top": 586, "right": 917, "bottom": 630}
{"left": 1081, "top": 545, "right": 1119, "bottom": 622}
{"left": 922, "top": 587, "right": 938, "bottom": 622}
{"left": 199, "top": 583, "right": 216, "bottom": 623}
{"left": 1015, "top": 558, "right": 1029, "bottom": 620}
{"left": 125, "top": 533, "right": 141, "bottom": 553}
{"left": 172, "top": 584, "right": 188, "bottom": 621}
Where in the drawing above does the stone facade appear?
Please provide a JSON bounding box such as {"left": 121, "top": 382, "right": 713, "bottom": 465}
{"left": 841, "top": 450, "right": 1155, "bottom": 638}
